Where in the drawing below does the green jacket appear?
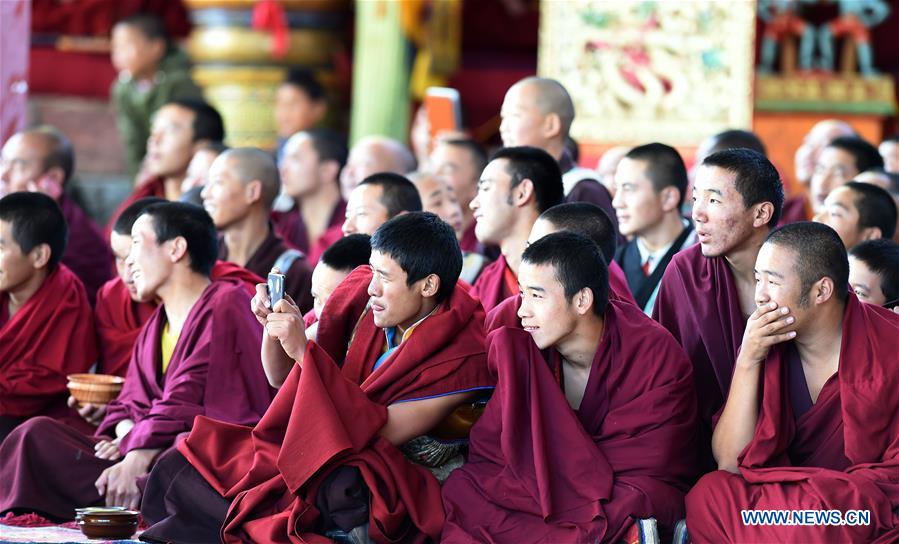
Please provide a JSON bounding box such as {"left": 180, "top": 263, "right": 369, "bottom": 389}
{"left": 111, "top": 48, "right": 203, "bottom": 178}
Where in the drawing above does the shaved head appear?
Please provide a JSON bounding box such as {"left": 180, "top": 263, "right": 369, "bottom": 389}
{"left": 516, "top": 77, "right": 575, "bottom": 136}
{"left": 340, "top": 135, "right": 416, "bottom": 199}
{"left": 221, "top": 147, "right": 281, "bottom": 209}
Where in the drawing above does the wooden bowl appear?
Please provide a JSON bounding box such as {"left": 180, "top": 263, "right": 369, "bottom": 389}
{"left": 77, "top": 508, "right": 139, "bottom": 539}
{"left": 67, "top": 374, "right": 124, "bottom": 406}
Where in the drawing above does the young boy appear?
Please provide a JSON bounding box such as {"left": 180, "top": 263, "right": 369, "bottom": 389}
{"left": 111, "top": 13, "right": 203, "bottom": 178}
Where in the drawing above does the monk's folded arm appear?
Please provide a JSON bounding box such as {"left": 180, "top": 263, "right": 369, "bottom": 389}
{"left": 712, "top": 359, "right": 762, "bottom": 473}
{"left": 380, "top": 391, "right": 477, "bottom": 446}
{"left": 261, "top": 334, "right": 297, "bottom": 388}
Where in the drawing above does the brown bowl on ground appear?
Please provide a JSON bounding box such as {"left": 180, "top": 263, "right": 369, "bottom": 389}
{"left": 77, "top": 508, "right": 139, "bottom": 539}
{"left": 67, "top": 374, "right": 125, "bottom": 406}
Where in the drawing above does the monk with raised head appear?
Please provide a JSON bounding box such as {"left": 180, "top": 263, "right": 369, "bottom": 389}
{"left": 272, "top": 129, "right": 347, "bottom": 264}
{"left": 443, "top": 232, "right": 697, "bottom": 542}
{"left": 0, "top": 192, "right": 97, "bottom": 441}
{"left": 139, "top": 211, "right": 493, "bottom": 543}
{"left": 0, "top": 126, "right": 113, "bottom": 303}
{"left": 470, "top": 146, "right": 564, "bottom": 312}
{"left": 342, "top": 172, "right": 422, "bottom": 236}
{"left": 0, "top": 202, "right": 274, "bottom": 519}
{"left": 203, "top": 147, "right": 313, "bottom": 312}
{"left": 686, "top": 222, "right": 899, "bottom": 542}
{"left": 654, "top": 147, "right": 784, "bottom": 471}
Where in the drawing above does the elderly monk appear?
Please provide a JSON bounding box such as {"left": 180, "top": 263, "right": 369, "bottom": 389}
{"left": 202, "top": 147, "right": 313, "bottom": 312}
{"left": 0, "top": 126, "right": 113, "bottom": 303}
{"left": 139, "top": 212, "right": 493, "bottom": 543}
{"left": 613, "top": 143, "right": 696, "bottom": 314}
{"left": 686, "top": 222, "right": 899, "bottom": 542}
{"left": 500, "top": 76, "right": 617, "bottom": 226}
{"left": 654, "top": 148, "right": 784, "bottom": 472}
{"left": 95, "top": 197, "right": 263, "bottom": 379}
{"left": 339, "top": 135, "right": 416, "bottom": 200}
{"left": 342, "top": 172, "right": 422, "bottom": 236}
{"left": 106, "top": 99, "right": 225, "bottom": 235}
{"left": 272, "top": 129, "right": 347, "bottom": 264}
{"left": 443, "top": 232, "right": 697, "bottom": 542}
{"left": 0, "top": 202, "right": 274, "bottom": 519}
{"left": 485, "top": 202, "right": 635, "bottom": 332}
{"left": 0, "top": 192, "right": 97, "bottom": 441}
{"left": 429, "top": 138, "right": 488, "bottom": 253}
{"left": 849, "top": 238, "right": 899, "bottom": 312}
{"left": 303, "top": 233, "right": 371, "bottom": 328}
{"left": 813, "top": 181, "right": 897, "bottom": 249}
{"left": 411, "top": 171, "right": 488, "bottom": 285}
{"left": 470, "top": 146, "right": 564, "bottom": 312}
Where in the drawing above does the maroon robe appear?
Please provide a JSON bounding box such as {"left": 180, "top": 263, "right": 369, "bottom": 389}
{"left": 686, "top": 296, "right": 899, "bottom": 543}
{"left": 218, "top": 229, "right": 314, "bottom": 313}
{"left": 459, "top": 221, "right": 478, "bottom": 253}
{"left": 142, "top": 266, "right": 494, "bottom": 543}
{"left": 470, "top": 255, "right": 518, "bottom": 313}
{"left": 271, "top": 199, "right": 346, "bottom": 266}
{"left": 59, "top": 196, "right": 114, "bottom": 305}
{"left": 94, "top": 261, "right": 261, "bottom": 377}
{"left": 652, "top": 243, "right": 745, "bottom": 470}
{"left": 560, "top": 152, "right": 620, "bottom": 237}
{"left": 0, "top": 280, "right": 274, "bottom": 521}
{"left": 442, "top": 301, "right": 698, "bottom": 542}
{"left": 778, "top": 194, "right": 811, "bottom": 226}
{"left": 0, "top": 265, "right": 97, "bottom": 438}
{"left": 105, "top": 175, "right": 166, "bottom": 238}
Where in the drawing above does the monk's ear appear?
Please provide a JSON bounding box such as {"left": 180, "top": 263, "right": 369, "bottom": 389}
{"left": 28, "top": 243, "right": 52, "bottom": 269}
{"left": 512, "top": 178, "right": 535, "bottom": 208}
{"left": 420, "top": 273, "right": 440, "bottom": 299}
{"left": 751, "top": 201, "right": 775, "bottom": 229}
{"left": 859, "top": 226, "right": 882, "bottom": 242}
{"left": 660, "top": 186, "right": 681, "bottom": 212}
{"left": 812, "top": 276, "right": 836, "bottom": 306}
{"left": 245, "top": 179, "right": 263, "bottom": 205}
{"left": 541, "top": 113, "right": 562, "bottom": 140}
{"left": 168, "top": 236, "right": 189, "bottom": 264}
{"left": 573, "top": 287, "right": 594, "bottom": 316}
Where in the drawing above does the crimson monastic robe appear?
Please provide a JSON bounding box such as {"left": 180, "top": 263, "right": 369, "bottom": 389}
{"left": 142, "top": 266, "right": 494, "bottom": 543}
{"left": 652, "top": 243, "right": 745, "bottom": 471}
{"left": 0, "top": 280, "right": 274, "bottom": 521}
{"left": 0, "top": 265, "right": 97, "bottom": 439}
{"left": 686, "top": 296, "right": 899, "bottom": 543}
{"left": 442, "top": 300, "right": 698, "bottom": 542}
{"left": 778, "top": 194, "right": 811, "bottom": 226}
{"left": 271, "top": 199, "right": 346, "bottom": 266}
{"left": 94, "top": 261, "right": 262, "bottom": 377}
{"left": 470, "top": 255, "right": 517, "bottom": 313}
{"left": 59, "top": 196, "right": 114, "bottom": 305}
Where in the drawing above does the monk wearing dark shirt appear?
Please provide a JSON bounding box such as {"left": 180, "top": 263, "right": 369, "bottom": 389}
{"left": 470, "top": 146, "right": 564, "bottom": 312}
{"left": 0, "top": 192, "right": 97, "bottom": 441}
{"left": 499, "top": 76, "right": 617, "bottom": 228}
{"left": 443, "top": 232, "right": 697, "bottom": 542}
{"left": 653, "top": 148, "right": 784, "bottom": 471}
{"left": 203, "top": 147, "right": 313, "bottom": 312}
{"left": 271, "top": 129, "right": 347, "bottom": 265}
{"left": 0, "top": 202, "right": 274, "bottom": 519}
{"left": 106, "top": 99, "right": 225, "bottom": 235}
{"left": 0, "top": 126, "right": 113, "bottom": 303}
{"left": 686, "top": 222, "right": 899, "bottom": 542}
{"left": 139, "top": 212, "right": 493, "bottom": 543}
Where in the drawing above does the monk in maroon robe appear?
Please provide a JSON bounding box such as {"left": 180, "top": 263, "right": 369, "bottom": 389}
{"left": 0, "top": 127, "right": 114, "bottom": 303}
{"left": 106, "top": 99, "right": 225, "bottom": 236}
{"left": 686, "top": 222, "right": 899, "bottom": 543}
{"left": 203, "top": 148, "right": 313, "bottom": 312}
{"left": 443, "top": 232, "right": 697, "bottom": 542}
{"left": 305, "top": 233, "right": 371, "bottom": 327}
{"left": 0, "top": 192, "right": 97, "bottom": 441}
{"left": 653, "top": 148, "right": 784, "bottom": 471}
{"left": 471, "top": 147, "right": 564, "bottom": 312}
{"left": 0, "top": 201, "right": 273, "bottom": 520}
{"left": 140, "top": 212, "right": 493, "bottom": 544}
{"left": 271, "top": 130, "right": 347, "bottom": 266}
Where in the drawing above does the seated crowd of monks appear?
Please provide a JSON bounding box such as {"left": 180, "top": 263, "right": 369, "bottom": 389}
{"left": 1, "top": 74, "right": 899, "bottom": 543}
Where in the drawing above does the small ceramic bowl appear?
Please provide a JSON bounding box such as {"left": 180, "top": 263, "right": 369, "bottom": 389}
{"left": 76, "top": 507, "right": 139, "bottom": 539}
{"left": 67, "top": 374, "right": 125, "bottom": 406}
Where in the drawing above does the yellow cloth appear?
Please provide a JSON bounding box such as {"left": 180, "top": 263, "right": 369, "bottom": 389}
{"left": 160, "top": 322, "right": 180, "bottom": 375}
